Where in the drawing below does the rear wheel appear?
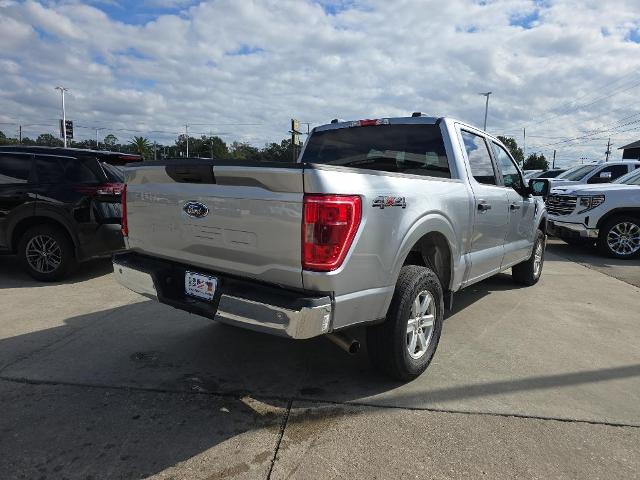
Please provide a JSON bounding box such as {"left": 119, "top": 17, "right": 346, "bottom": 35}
{"left": 598, "top": 216, "right": 640, "bottom": 259}
{"left": 366, "top": 265, "right": 443, "bottom": 381}
{"left": 18, "top": 225, "right": 75, "bottom": 281}
{"left": 512, "top": 229, "right": 545, "bottom": 286}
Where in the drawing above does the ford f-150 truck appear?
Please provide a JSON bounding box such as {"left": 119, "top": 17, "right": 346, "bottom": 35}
{"left": 547, "top": 166, "right": 640, "bottom": 258}
{"left": 113, "top": 115, "right": 548, "bottom": 380}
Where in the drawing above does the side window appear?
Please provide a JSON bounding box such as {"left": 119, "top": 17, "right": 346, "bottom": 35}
{"left": 35, "top": 156, "right": 66, "bottom": 184}
{"left": 461, "top": 131, "right": 497, "bottom": 185}
{"left": 491, "top": 142, "right": 524, "bottom": 191}
{"left": 35, "top": 156, "right": 100, "bottom": 184}
{"left": 0, "top": 154, "right": 31, "bottom": 184}
{"left": 588, "top": 164, "right": 628, "bottom": 183}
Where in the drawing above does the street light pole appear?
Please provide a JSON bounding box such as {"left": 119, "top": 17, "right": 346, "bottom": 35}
{"left": 479, "top": 91, "right": 492, "bottom": 131}
{"left": 55, "top": 86, "right": 69, "bottom": 148}
{"left": 185, "top": 124, "right": 189, "bottom": 157}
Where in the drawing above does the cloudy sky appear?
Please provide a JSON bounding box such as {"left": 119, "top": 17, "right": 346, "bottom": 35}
{"left": 1, "top": 0, "right": 639, "bottom": 166}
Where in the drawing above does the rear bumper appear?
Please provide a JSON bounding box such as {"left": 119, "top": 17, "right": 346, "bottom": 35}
{"left": 548, "top": 219, "right": 598, "bottom": 239}
{"left": 78, "top": 223, "right": 125, "bottom": 260}
{"left": 112, "top": 252, "right": 333, "bottom": 339}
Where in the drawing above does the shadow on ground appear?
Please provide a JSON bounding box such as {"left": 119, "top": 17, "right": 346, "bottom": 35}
{"left": 2, "top": 263, "right": 639, "bottom": 478}
{"left": 0, "top": 255, "right": 113, "bottom": 289}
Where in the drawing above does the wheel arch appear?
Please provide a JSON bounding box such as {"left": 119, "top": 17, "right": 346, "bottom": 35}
{"left": 393, "top": 215, "right": 460, "bottom": 293}
{"left": 596, "top": 208, "right": 640, "bottom": 230}
{"left": 11, "top": 215, "right": 78, "bottom": 258}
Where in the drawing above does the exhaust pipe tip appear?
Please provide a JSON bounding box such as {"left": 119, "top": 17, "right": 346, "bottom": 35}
{"left": 326, "top": 332, "right": 360, "bottom": 355}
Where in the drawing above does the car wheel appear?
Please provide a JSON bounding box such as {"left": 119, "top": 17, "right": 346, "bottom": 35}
{"left": 18, "top": 225, "right": 75, "bottom": 282}
{"left": 598, "top": 216, "right": 640, "bottom": 259}
{"left": 366, "top": 265, "right": 443, "bottom": 381}
{"left": 512, "top": 229, "right": 545, "bottom": 286}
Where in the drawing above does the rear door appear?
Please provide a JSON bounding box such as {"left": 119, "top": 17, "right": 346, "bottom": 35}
{"left": 0, "top": 152, "right": 33, "bottom": 249}
{"left": 459, "top": 130, "right": 510, "bottom": 283}
{"left": 490, "top": 142, "right": 536, "bottom": 266}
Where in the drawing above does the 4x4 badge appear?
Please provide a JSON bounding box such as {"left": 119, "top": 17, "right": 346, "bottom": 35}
{"left": 372, "top": 196, "right": 407, "bottom": 209}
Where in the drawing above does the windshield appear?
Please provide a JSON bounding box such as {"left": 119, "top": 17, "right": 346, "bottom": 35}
{"left": 557, "top": 165, "right": 596, "bottom": 181}
{"left": 301, "top": 124, "right": 451, "bottom": 178}
{"left": 613, "top": 168, "right": 640, "bottom": 185}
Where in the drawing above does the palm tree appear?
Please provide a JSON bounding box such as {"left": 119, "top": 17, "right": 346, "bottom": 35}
{"left": 129, "top": 136, "right": 151, "bottom": 159}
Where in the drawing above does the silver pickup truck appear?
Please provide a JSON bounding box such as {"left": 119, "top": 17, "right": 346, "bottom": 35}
{"left": 113, "top": 115, "right": 548, "bottom": 380}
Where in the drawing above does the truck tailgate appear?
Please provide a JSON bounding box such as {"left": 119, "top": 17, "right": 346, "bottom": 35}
{"left": 124, "top": 162, "right": 305, "bottom": 289}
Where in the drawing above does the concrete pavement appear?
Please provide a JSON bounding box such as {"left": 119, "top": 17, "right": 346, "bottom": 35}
{"left": 0, "top": 247, "right": 638, "bottom": 479}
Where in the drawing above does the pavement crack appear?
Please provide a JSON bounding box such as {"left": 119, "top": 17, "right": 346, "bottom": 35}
{"left": 1, "top": 375, "right": 638, "bottom": 430}
{"left": 267, "top": 397, "right": 293, "bottom": 480}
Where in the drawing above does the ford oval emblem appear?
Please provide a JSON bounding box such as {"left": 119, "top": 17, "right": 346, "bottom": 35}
{"left": 183, "top": 201, "right": 209, "bottom": 218}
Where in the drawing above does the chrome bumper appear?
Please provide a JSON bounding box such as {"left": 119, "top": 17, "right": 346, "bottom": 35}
{"left": 548, "top": 220, "right": 599, "bottom": 239}
{"left": 113, "top": 261, "right": 332, "bottom": 340}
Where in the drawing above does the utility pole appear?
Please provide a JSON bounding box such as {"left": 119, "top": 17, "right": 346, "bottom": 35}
{"left": 523, "top": 127, "right": 526, "bottom": 160}
{"left": 153, "top": 141, "right": 157, "bottom": 161}
{"left": 185, "top": 124, "right": 189, "bottom": 157}
{"left": 94, "top": 127, "right": 106, "bottom": 149}
{"left": 18, "top": 125, "right": 22, "bottom": 144}
{"left": 605, "top": 137, "right": 612, "bottom": 162}
{"left": 55, "top": 86, "right": 69, "bottom": 148}
{"left": 479, "top": 92, "right": 492, "bottom": 130}
{"left": 552, "top": 149, "right": 556, "bottom": 169}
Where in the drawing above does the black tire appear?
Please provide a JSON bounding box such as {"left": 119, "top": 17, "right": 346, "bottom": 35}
{"left": 366, "top": 265, "right": 444, "bottom": 381}
{"left": 18, "top": 225, "right": 75, "bottom": 282}
{"left": 597, "top": 216, "right": 640, "bottom": 259}
{"left": 512, "top": 229, "right": 545, "bottom": 286}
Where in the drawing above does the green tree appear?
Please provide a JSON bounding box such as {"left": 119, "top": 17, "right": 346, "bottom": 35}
{"left": 229, "top": 141, "right": 260, "bottom": 161}
{"left": 129, "top": 136, "right": 151, "bottom": 159}
{"left": 260, "top": 139, "right": 294, "bottom": 162}
{"left": 104, "top": 134, "right": 119, "bottom": 150}
{"left": 523, "top": 153, "right": 549, "bottom": 170}
{"left": 497, "top": 136, "right": 524, "bottom": 166}
{"left": 36, "top": 133, "right": 64, "bottom": 147}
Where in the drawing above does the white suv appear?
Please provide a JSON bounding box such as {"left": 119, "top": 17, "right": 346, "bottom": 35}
{"left": 547, "top": 167, "right": 640, "bottom": 258}
{"left": 549, "top": 160, "right": 640, "bottom": 187}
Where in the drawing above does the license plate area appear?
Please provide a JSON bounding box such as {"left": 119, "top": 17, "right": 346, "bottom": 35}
{"left": 185, "top": 270, "right": 218, "bottom": 301}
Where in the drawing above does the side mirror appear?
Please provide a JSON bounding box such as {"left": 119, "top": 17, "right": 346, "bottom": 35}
{"left": 529, "top": 178, "right": 550, "bottom": 197}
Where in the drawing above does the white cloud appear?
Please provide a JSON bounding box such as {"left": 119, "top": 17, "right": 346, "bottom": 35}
{"left": 0, "top": 0, "right": 639, "bottom": 164}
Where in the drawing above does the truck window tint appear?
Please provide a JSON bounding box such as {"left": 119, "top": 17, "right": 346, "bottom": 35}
{"left": 588, "top": 164, "right": 628, "bottom": 183}
{"left": 461, "top": 131, "right": 496, "bottom": 185}
{"left": 35, "top": 156, "right": 101, "bottom": 184}
{"left": 301, "top": 124, "right": 451, "bottom": 178}
{"left": 491, "top": 142, "right": 523, "bottom": 190}
{"left": 0, "top": 154, "right": 31, "bottom": 184}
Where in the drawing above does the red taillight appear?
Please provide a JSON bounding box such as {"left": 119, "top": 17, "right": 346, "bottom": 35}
{"left": 354, "top": 118, "right": 389, "bottom": 127}
{"left": 121, "top": 184, "right": 128, "bottom": 237}
{"left": 302, "top": 194, "right": 361, "bottom": 272}
{"left": 97, "top": 183, "right": 124, "bottom": 195}
{"left": 74, "top": 183, "right": 124, "bottom": 195}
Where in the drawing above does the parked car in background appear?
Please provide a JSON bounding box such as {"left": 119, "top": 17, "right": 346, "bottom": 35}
{"left": 0, "top": 148, "right": 126, "bottom": 281}
{"left": 113, "top": 115, "right": 548, "bottom": 380}
{"left": 549, "top": 161, "right": 640, "bottom": 187}
{"left": 523, "top": 169, "right": 544, "bottom": 179}
{"left": 0, "top": 146, "right": 141, "bottom": 166}
{"left": 533, "top": 168, "right": 567, "bottom": 179}
{"left": 547, "top": 167, "right": 640, "bottom": 258}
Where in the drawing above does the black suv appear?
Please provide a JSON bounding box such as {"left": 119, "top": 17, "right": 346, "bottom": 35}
{"left": 0, "top": 147, "right": 135, "bottom": 281}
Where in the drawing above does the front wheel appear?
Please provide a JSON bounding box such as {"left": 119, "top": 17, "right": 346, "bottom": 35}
{"left": 512, "top": 229, "right": 545, "bottom": 285}
{"left": 366, "top": 265, "right": 444, "bottom": 381}
{"left": 598, "top": 216, "right": 640, "bottom": 259}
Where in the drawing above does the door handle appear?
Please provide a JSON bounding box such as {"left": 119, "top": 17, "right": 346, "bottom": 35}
{"left": 477, "top": 202, "right": 492, "bottom": 212}
{"left": 510, "top": 203, "right": 521, "bottom": 210}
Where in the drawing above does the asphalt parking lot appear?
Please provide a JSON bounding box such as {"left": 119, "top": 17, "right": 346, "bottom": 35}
{"left": 0, "top": 242, "right": 639, "bottom": 479}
